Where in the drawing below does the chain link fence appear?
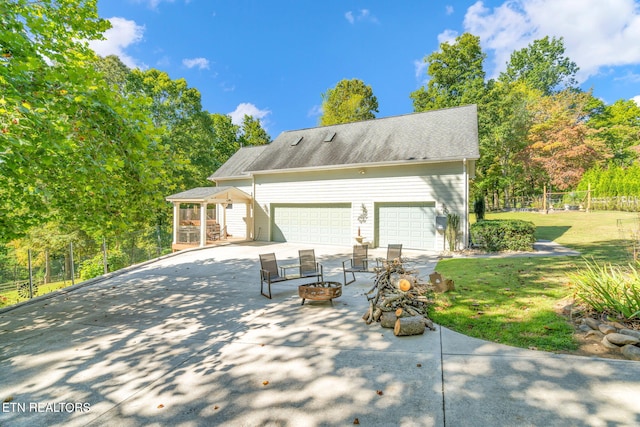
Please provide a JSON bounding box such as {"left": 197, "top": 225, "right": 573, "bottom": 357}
{"left": 0, "top": 228, "right": 172, "bottom": 309}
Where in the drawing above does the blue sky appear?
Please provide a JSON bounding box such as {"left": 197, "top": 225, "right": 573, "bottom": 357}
{"left": 92, "top": 0, "right": 640, "bottom": 138}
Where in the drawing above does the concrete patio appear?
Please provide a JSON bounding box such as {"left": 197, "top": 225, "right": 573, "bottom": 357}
{"left": 0, "top": 242, "right": 639, "bottom": 426}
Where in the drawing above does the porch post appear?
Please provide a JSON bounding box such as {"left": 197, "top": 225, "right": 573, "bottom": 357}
{"left": 173, "top": 203, "right": 179, "bottom": 245}
{"left": 246, "top": 202, "right": 252, "bottom": 239}
{"left": 463, "top": 158, "right": 469, "bottom": 249}
{"left": 199, "top": 202, "right": 207, "bottom": 247}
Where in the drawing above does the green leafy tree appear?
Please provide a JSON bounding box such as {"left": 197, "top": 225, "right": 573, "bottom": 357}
{"left": 93, "top": 54, "right": 131, "bottom": 95}
{"left": 211, "top": 113, "right": 241, "bottom": 168}
{"left": 1, "top": 1, "right": 171, "bottom": 246}
{"left": 588, "top": 99, "right": 640, "bottom": 166}
{"left": 500, "top": 36, "right": 579, "bottom": 95}
{"left": 124, "top": 68, "right": 215, "bottom": 192}
{"left": 411, "top": 33, "right": 486, "bottom": 111}
{"left": 240, "top": 115, "right": 271, "bottom": 146}
{"left": 320, "top": 78, "right": 378, "bottom": 125}
{"left": 476, "top": 81, "right": 540, "bottom": 206}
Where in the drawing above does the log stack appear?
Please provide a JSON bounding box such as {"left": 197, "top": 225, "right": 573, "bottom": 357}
{"left": 362, "top": 260, "right": 436, "bottom": 336}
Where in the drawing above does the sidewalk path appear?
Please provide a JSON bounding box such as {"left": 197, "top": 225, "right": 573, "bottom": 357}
{"left": 0, "top": 242, "right": 637, "bottom": 427}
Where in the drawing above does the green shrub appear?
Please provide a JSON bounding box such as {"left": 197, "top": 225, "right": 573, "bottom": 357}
{"left": 569, "top": 260, "right": 640, "bottom": 320}
{"left": 470, "top": 219, "right": 535, "bottom": 252}
{"left": 79, "top": 249, "right": 128, "bottom": 280}
{"left": 446, "top": 213, "right": 461, "bottom": 251}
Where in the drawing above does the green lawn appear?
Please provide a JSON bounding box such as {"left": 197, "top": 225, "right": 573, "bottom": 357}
{"left": 0, "top": 280, "right": 74, "bottom": 308}
{"left": 429, "top": 210, "right": 639, "bottom": 352}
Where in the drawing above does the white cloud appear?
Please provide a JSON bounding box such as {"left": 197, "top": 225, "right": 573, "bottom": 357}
{"left": 307, "top": 104, "right": 323, "bottom": 117}
{"left": 437, "top": 29, "right": 459, "bottom": 45}
{"left": 88, "top": 17, "right": 145, "bottom": 69}
{"left": 345, "top": 9, "right": 379, "bottom": 24}
{"left": 633, "top": 95, "right": 640, "bottom": 106}
{"left": 133, "top": 0, "right": 194, "bottom": 10}
{"left": 458, "top": 0, "right": 640, "bottom": 82}
{"left": 220, "top": 82, "right": 235, "bottom": 92}
{"left": 134, "top": 0, "right": 174, "bottom": 9}
{"left": 345, "top": 11, "right": 354, "bottom": 24}
{"left": 182, "top": 57, "right": 210, "bottom": 70}
{"left": 413, "top": 59, "right": 429, "bottom": 80}
{"left": 229, "top": 103, "right": 271, "bottom": 126}
{"left": 156, "top": 55, "right": 170, "bottom": 67}
{"left": 446, "top": 5, "right": 454, "bottom": 15}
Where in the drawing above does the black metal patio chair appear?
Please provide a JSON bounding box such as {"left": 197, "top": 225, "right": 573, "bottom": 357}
{"left": 342, "top": 244, "right": 371, "bottom": 285}
{"left": 259, "top": 253, "right": 288, "bottom": 299}
{"left": 299, "top": 249, "right": 324, "bottom": 281}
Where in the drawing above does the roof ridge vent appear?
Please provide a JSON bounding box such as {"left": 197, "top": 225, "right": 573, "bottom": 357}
{"left": 324, "top": 131, "right": 336, "bottom": 142}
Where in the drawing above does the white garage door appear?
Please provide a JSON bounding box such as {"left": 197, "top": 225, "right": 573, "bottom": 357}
{"left": 376, "top": 202, "right": 436, "bottom": 250}
{"left": 271, "top": 204, "right": 352, "bottom": 245}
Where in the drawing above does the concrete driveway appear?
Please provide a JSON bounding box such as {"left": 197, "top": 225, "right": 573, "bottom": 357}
{"left": 0, "top": 242, "right": 639, "bottom": 427}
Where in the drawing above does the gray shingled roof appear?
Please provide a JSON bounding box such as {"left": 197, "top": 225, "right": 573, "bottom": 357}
{"left": 165, "top": 186, "right": 251, "bottom": 202}
{"left": 212, "top": 105, "right": 478, "bottom": 178}
{"left": 209, "top": 145, "right": 267, "bottom": 180}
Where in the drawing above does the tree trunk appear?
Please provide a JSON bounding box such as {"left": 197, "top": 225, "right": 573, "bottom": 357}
{"left": 394, "top": 316, "right": 426, "bottom": 336}
{"left": 390, "top": 273, "right": 413, "bottom": 292}
{"left": 44, "top": 250, "right": 51, "bottom": 284}
{"left": 380, "top": 311, "right": 396, "bottom": 328}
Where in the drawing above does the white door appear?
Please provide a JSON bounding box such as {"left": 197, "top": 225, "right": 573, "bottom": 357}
{"left": 272, "top": 204, "right": 351, "bottom": 245}
{"left": 376, "top": 202, "right": 436, "bottom": 250}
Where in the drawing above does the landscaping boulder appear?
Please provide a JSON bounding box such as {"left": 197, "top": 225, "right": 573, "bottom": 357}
{"left": 604, "top": 333, "right": 640, "bottom": 346}
{"left": 621, "top": 345, "right": 640, "bottom": 361}
{"left": 620, "top": 329, "right": 640, "bottom": 340}
{"left": 598, "top": 324, "right": 617, "bottom": 335}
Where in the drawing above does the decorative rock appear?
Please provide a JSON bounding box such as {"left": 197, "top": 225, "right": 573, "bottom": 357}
{"left": 619, "top": 329, "right": 640, "bottom": 340}
{"left": 583, "top": 318, "right": 600, "bottom": 330}
{"left": 601, "top": 336, "right": 621, "bottom": 349}
{"left": 423, "top": 318, "right": 435, "bottom": 331}
{"left": 607, "top": 321, "right": 626, "bottom": 330}
{"left": 598, "top": 324, "right": 617, "bottom": 335}
{"left": 585, "top": 330, "right": 605, "bottom": 339}
{"left": 621, "top": 344, "right": 640, "bottom": 361}
{"left": 578, "top": 324, "right": 593, "bottom": 333}
{"left": 604, "top": 333, "right": 640, "bottom": 346}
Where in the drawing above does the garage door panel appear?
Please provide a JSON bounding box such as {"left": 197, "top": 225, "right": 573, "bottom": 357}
{"left": 377, "top": 203, "right": 436, "bottom": 250}
{"left": 272, "top": 204, "right": 351, "bottom": 245}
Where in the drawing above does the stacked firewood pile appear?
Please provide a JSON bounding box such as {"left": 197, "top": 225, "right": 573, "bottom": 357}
{"left": 362, "top": 259, "right": 437, "bottom": 336}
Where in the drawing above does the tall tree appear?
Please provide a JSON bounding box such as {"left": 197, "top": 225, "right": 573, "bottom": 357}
{"left": 476, "top": 81, "right": 540, "bottom": 206}
{"left": 124, "top": 68, "right": 212, "bottom": 191}
{"left": 93, "top": 54, "right": 131, "bottom": 95}
{"left": 523, "top": 90, "right": 609, "bottom": 190}
{"left": 588, "top": 98, "right": 640, "bottom": 166}
{"left": 320, "top": 79, "right": 378, "bottom": 125}
{"left": 211, "top": 114, "right": 241, "bottom": 168}
{"left": 411, "top": 33, "right": 486, "bottom": 111}
{"left": 0, "top": 1, "right": 169, "bottom": 241}
{"left": 240, "top": 115, "right": 271, "bottom": 146}
{"left": 500, "top": 36, "right": 579, "bottom": 95}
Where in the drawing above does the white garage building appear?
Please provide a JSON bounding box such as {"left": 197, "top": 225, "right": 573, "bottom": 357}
{"left": 167, "top": 105, "right": 479, "bottom": 251}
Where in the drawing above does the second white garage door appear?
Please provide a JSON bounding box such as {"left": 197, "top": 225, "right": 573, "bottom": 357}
{"left": 271, "top": 204, "right": 352, "bottom": 245}
{"left": 376, "top": 202, "right": 437, "bottom": 250}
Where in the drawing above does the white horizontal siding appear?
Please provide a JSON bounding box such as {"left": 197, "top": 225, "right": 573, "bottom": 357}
{"left": 223, "top": 203, "right": 248, "bottom": 238}
{"left": 253, "top": 162, "right": 467, "bottom": 249}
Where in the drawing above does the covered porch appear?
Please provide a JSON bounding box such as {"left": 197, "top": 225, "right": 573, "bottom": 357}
{"left": 166, "top": 186, "right": 253, "bottom": 251}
